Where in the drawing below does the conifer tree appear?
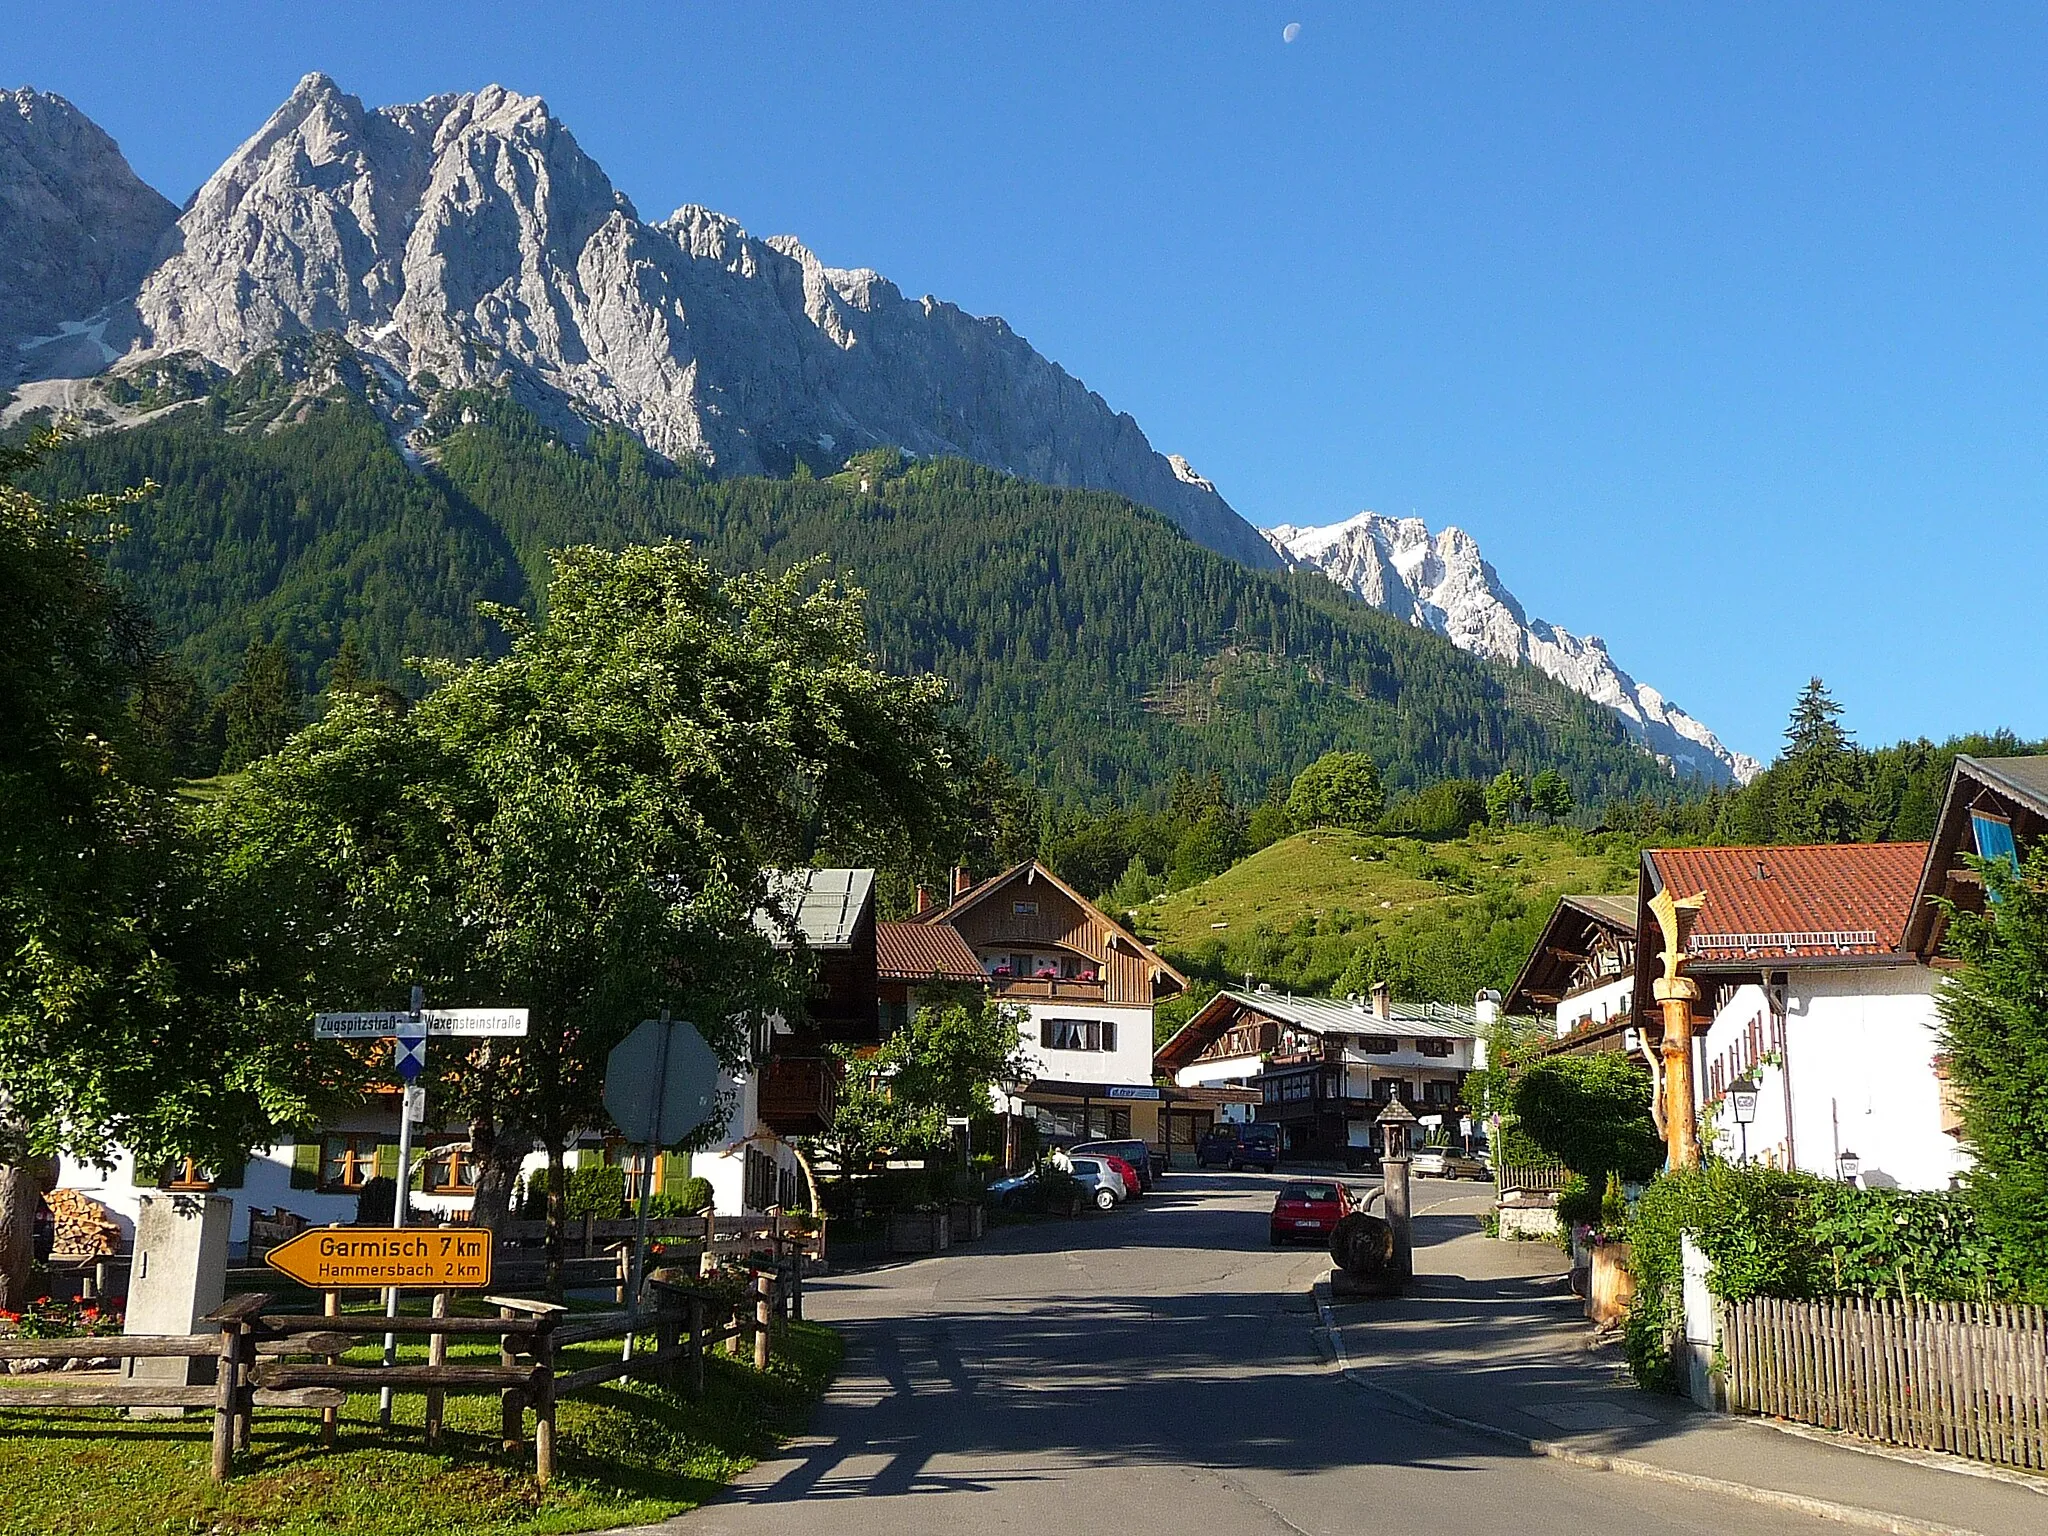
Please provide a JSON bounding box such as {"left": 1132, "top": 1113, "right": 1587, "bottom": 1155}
{"left": 218, "top": 640, "right": 304, "bottom": 770}
{"left": 1774, "top": 677, "right": 1861, "bottom": 843}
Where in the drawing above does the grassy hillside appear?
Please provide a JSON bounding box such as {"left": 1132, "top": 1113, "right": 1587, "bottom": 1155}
{"left": 1134, "top": 824, "right": 1640, "bottom": 1012}
{"left": 17, "top": 365, "right": 1684, "bottom": 808}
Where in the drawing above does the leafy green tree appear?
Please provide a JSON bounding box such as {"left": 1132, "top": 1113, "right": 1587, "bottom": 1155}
{"left": 1530, "top": 767, "right": 1575, "bottom": 824}
{"left": 1937, "top": 847, "right": 2048, "bottom": 1299}
{"left": 217, "top": 639, "right": 304, "bottom": 771}
{"left": 217, "top": 544, "right": 970, "bottom": 1286}
{"left": 1508, "top": 1053, "right": 1663, "bottom": 1187}
{"left": 1387, "top": 778, "right": 1488, "bottom": 839}
{"left": 819, "top": 990, "right": 1027, "bottom": 1174}
{"left": 1484, "top": 768, "right": 1528, "bottom": 826}
{"left": 0, "top": 432, "right": 326, "bottom": 1306}
{"left": 1287, "top": 750, "right": 1386, "bottom": 831}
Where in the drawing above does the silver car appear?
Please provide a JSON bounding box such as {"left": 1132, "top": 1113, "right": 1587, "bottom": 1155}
{"left": 1064, "top": 1154, "right": 1128, "bottom": 1209}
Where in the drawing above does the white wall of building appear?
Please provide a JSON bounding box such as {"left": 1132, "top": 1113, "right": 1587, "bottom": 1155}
{"left": 1556, "top": 975, "right": 1634, "bottom": 1038}
{"left": 1013, "top": 1001, "right": 1154, "bottom": 1088}
{"left": 1697, "top": 966, "right": 1967, "bottom": 1193}
{"left": 1173, "top": 1052, "right": 1264, "bottom": 1090}
{"left": 56, "top": 1141, "right": 496, "bottom": 1254}
{"left": 692, "top": 1066, "right": 806, "bottom": 1216}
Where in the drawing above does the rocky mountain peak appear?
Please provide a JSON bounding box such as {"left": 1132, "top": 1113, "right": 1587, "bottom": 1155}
{"left": 1269, "top": 512, "right": 1760, "bottom": 784}
{"left": 0, "top": 86, "right": 176, "bottom": 355}
{"left": 6, "top": 74, "right": 1279, "bottom": 567}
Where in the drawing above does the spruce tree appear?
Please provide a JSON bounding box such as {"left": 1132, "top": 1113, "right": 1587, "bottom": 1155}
{"left": 218, "top": 640, "right": 304, "bottom": 771}
{"left": 1774, "top": 678, "right": 1861, "bottom": 843}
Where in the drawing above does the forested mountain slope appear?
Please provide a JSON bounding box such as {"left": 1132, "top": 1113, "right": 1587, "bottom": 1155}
{"left": 23, "top": 384, "right": 1681, "bottom": 807}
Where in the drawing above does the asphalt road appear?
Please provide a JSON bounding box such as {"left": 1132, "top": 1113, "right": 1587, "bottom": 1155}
{"left": 647, "top": 1170, "right": 1871, "bottom": 1536}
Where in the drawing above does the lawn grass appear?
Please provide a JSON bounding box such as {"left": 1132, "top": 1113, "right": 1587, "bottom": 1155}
{"left": 0, "top": 1314, "right": 841, "bottom": 1536}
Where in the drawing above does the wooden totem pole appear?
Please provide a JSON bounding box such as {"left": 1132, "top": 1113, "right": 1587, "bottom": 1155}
{"left": 1647, "top": 886, "right": 1707, "bottom": 1169}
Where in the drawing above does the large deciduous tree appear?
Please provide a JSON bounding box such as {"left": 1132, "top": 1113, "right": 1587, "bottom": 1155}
{"left": 1, "top": 433, "right": 325, "bottom": 1306}
{"left": 216, "top": 543, "right": 973, "bottom": 1287}
{"left": 1286, "top": 750, "right": 1385, "bottom": 832}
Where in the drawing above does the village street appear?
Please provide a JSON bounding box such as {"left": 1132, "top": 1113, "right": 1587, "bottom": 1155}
{"left": 611, "top": 1173, "right": 2047, "bottom": 1536}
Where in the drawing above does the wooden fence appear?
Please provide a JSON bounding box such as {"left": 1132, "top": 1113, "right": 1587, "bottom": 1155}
{"left": 1494, "top": 1162, "right": 1571, "bottom": 1196}
{"left": 42, "top": 1212, "right": 825, "bottom": 1305}
{"left": 1722, "top": 1294, "right": 2048, "bottom": 1472}
{"left": 0, "top": 1259, "right": 806, "bottom": 1483}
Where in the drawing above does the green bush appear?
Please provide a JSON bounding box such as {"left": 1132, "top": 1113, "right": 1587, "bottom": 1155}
{"left": 1622, "top": 1163, "right": 2003, "bottom": 1390}
{"left": 1509, "top": 1054, "right": 1662, "bottom": 1187}
{"left": 648, "top": 1176, "right": 716, "bottom": 1216}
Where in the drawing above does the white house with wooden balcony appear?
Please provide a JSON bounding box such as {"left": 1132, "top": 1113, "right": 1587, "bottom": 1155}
{"left": 1504, "top": 892, "right": 1638, "bottom": 1048}
{"left": 1156, "top": 982, "right": 1482, "bottom": 1162}
{"left": 916, "top": 860, "right": 1187, "bottom": 1148}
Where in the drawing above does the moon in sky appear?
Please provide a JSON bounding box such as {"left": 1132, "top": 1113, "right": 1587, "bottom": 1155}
{"left": 1283, "top": 22, "right": 1302, "bottom": 43}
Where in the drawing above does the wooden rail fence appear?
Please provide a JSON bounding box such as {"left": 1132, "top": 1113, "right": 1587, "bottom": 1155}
{"left": 1494, "top": 1163, "right": 1571, "bottom": 1196}
{"left": 0, "top": 1257, "right": 807, "bottom": 1483}
{"left": 1722, "top": 1294, "right": 2048, "bottom": 1472}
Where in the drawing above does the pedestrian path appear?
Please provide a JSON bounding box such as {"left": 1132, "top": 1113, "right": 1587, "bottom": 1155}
{"left": 1322, "top": 1190, "right": 2048, "bottom": 1536}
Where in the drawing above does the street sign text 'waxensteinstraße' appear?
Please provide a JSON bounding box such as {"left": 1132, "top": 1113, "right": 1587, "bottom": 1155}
{"left": 313, "top": 1008, "right": 530, "bottom": 1039}
{"left": 263, "top": 1226, "right": 493, "bottom": 1289}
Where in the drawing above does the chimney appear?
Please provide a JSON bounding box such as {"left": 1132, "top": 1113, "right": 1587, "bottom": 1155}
{"left": 914, "top": 885, "right": 932, "bottom": 915}
{"left": 1371, "top": 980, "right": 1391, "bottom": 1020}
{"left": 952, "top": 866, "right": 973, "bottom": 898}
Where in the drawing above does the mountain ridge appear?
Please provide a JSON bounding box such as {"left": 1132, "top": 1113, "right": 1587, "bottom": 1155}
{"left": 5, "top": 71, "right": 1279, "bottom": 569}
{"left": 1267, "top": 510, "right": 1760, "bottom": 784}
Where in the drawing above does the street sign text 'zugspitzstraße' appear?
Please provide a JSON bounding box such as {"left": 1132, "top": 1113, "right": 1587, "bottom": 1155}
{"left": 313, "top": 1009, "right": 530, "bottom": 1039}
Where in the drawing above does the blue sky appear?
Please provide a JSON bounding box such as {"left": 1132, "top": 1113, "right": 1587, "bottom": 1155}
{"left": 10, "top": 2, "right": 2048, "bottom": 764}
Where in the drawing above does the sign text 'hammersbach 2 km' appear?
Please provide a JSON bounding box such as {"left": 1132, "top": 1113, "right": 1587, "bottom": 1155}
{"left": 263, "top": 1226, "right": 493, "bottom": 1289}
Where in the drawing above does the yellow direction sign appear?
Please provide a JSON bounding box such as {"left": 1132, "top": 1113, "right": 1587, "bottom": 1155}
{"left": 264, "top": 1226, "right": 492, "bottom": 1289}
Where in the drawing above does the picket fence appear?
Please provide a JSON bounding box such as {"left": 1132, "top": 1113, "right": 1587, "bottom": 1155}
{"left": 1722, "top": 1294, "right": 2048, "bottom": 1472}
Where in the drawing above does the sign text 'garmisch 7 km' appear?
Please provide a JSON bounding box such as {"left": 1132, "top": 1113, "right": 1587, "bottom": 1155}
{"left": 263, "top": 1226, "right": 493, "bottom": 1289}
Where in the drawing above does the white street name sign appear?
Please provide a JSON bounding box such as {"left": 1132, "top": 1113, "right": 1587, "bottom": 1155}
{"left": 314, "top": 1008, "right": 531, "bottom": 1040}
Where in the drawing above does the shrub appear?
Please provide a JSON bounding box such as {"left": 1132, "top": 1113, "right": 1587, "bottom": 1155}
{"left": 1621, "top": 1163, "right": 2004, "bottom": 1390}
{"left": 647, "top": 1176, "right": 715, "bottom": 1217}
{"left": 1509, "top": 1054, "right": 1662, "bottom": 1187}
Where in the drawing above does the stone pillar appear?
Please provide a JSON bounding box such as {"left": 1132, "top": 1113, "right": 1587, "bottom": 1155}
{"left": 124, "top": 1191, "right": 233, "bottom": 1411}
{"left": 1680, "top": 1233, "right": 1723, "bottom": 1410}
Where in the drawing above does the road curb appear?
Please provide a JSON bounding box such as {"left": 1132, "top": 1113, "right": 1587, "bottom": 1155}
{"left": 1313, "top": 1287, "right": 1993, "bottom": 1536}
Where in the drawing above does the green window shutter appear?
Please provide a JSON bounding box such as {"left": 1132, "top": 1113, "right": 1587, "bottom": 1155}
{"left": 214, "top": 1153, "right": 248, "bottom": 1190}
{"left": 572, "top": 1150, "right": 596, "bottom": 1172}
{"left": 659, "top": 1152, "right": 689, "bottom": 1192}
{"left": 375, "top": 1142, "right": 400, "bottom": 1181}
{"left": 290, "top": 1141, "right": 323, "bottom": 1190}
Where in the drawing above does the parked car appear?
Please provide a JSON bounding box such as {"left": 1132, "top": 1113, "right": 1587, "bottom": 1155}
{"left": 1232, "top": 1123, "right": 1281, "bottom": 1172}
{"left": 1412, "top": 1145, "right": 1490, "bottom": 1179}
{"left": 988, "top": 1168, "right": 1043, "bottom": 1208}
{"left": 1072, "top": 1139, "right": 1157, "bottom": 1192}
{"left": 1269, "top": 1180, "right": 1355, "bottom": 1245}
{"left": 1065, "top": 1155, "right": 1127, "bottom": 1209}
{"left": 1099, "top": 1153, "right": 1143, "bottom": 1200}
{"left": 1196, "top": 1126, "right": 1240, "bottom": 1168}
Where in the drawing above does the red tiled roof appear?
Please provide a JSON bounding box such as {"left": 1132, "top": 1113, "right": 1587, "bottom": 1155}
{"left": 875, "top": 920, "right": 986, "bottom": 982}
{"left": 1646, "top": 843, "right": 1930, "bottom": 958}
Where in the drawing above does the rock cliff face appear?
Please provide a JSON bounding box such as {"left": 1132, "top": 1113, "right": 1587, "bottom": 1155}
{"left": 13, "top": 73, "right": 1274, "bottom": 567}
{"left": 0, "top": 88, "right": 176, "bottom": 359}
{"left": 1268, "top": 512, "right": 1760, "bottom": 784}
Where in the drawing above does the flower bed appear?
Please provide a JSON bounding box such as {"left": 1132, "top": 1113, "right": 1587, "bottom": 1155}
{"left": 0, "top": 1297, "right": 124, "bottom": 1373}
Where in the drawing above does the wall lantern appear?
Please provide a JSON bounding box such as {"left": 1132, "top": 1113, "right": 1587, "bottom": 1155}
{"left": 1837, "top": 1148, "right": 1861, "bottom": 1184}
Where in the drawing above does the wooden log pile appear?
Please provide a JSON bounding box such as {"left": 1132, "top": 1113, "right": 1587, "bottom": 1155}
{"left": 46, "top": 1189, "right": 123, "bottom": 1256}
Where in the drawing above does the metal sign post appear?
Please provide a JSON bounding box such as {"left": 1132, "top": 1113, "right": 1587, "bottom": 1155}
{"left": 603, "top": 1016, "right": 723, "bottom": 1360}
{"left": 311, "top": 997, "right": 529, "bottom": 1428}
{"left": 378, "top": 987, "right": 428, "bottom": 1427}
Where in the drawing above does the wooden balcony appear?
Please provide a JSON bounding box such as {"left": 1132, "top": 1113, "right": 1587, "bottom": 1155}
{"left": 758, "top": 1056, "right": 839, "bottom": 1135}
{"left": 991, "top": 976, "right": 1108, "bottom": 1002}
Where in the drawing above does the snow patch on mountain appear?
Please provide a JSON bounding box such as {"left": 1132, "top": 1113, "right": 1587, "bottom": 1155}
{"left": 1268, "top": 512, "right": 1760, "bottom": 785}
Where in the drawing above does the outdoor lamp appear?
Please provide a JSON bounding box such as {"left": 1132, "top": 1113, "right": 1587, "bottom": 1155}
{"left": 1727, "top": 1078, "right": 1759, "bottom": 1126}
{"left": 1726, "top": 1076, "right": 1759, "bottom": 1167}
{"left": 1838, "top": 1148, "right": 1861, "bottom": 1184}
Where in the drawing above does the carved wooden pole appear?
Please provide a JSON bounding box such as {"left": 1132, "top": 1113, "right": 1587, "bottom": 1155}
{"left": 1648, "top": 887, "right": 1707, "bottom": 1170}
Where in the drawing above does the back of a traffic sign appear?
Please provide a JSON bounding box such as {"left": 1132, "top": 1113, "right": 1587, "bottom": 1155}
{"left": 603, "top": 1018, "right": 722, "bottom": 1146}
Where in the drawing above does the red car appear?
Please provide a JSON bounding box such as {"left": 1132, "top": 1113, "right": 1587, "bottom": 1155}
{"left": 1269, "top": 1180, "right": 1355, "bottom": 1245}
{"left": 1100, "top": 1154, "right": 1143, "bottom": 1200}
